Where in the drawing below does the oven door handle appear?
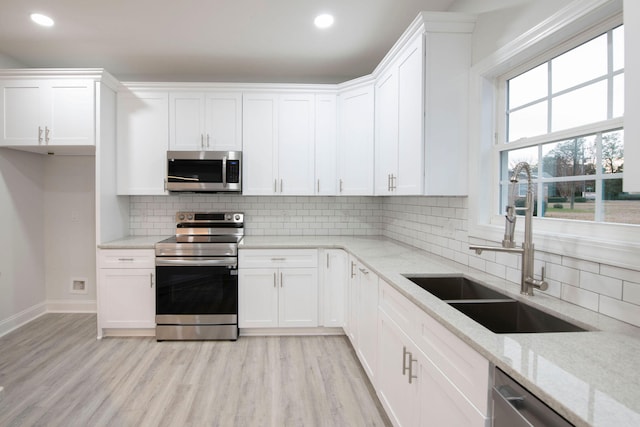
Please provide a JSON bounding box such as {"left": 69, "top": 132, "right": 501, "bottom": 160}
{"left": 156, "top": 257, "right": 238, "bottom": 268}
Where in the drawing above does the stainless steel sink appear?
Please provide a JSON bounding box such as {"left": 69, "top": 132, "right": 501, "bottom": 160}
{"left": 449, "top": 300, "right": 587, "bottom": 333}
{"left": 404, "top": 275, "right": 587, "bottom": 333}
{"left": 405, "top": 276, "right": 510, "bottom": 301}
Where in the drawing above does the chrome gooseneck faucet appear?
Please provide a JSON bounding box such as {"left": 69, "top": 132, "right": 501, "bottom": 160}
{"left": 470, "top": 162, "right": 548, "bottom": 296}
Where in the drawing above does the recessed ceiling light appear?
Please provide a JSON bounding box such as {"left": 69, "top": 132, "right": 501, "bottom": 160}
{"left": 30, "top": 13, "right": 54, "bottom": 27}
{"left": 314, "top": 14, "right": 334, "bottom": 29}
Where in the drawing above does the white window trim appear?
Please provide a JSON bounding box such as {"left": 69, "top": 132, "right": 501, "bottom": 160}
{"left": 467, "top": 0, "right": 640, "bottom": 270}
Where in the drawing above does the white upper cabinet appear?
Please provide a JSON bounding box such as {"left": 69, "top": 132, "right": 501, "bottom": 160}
{"left": 337, "top": 82, "right": 375, "bottom": 195}
{"left": 169, "top": 91, "right": 242, "bottom": 151}
{"left": 242, "top": 92, "right": 316, "bottom": 195}
{"left": 0, "top": 78, "right": 94, "bottom": 147}
{"left": 117, "top": 90, "right": 169, "bottom": 195}
{"left": 374, "top": 14, "right": 474, "bottom": 196}
{"left": 314, "top": 94, "right": 338, "bottom": 195}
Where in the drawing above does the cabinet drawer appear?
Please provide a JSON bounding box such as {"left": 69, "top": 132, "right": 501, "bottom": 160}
{"left": 378, "top": 279, "right": 420, "bottom": 338}
{"left": 239, "top": 249, "right": 318, "bottom": 268}
{"left": 98, "top": 249, "right": 155, "bottom": 269}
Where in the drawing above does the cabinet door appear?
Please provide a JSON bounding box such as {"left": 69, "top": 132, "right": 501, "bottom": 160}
{"left": 337, "top": 84, "right": 374, "bottom": 195}
{"left": 279, "top": 267, "right": 318, "bottom": 327}
{"left": 117, "top": 91, "right": 169, "bottom": 195}
{"left": 320, "top": 249, "right": 347, "bottom": 327}
{"left": 169, "top": 92, "right": 205, "bottom": 150}
{"left": 0, "top": 80, "right": 42, "bottom": 146}
{"left": 396, "top": 35, "right": 425, "bottom": 195}
{"left": 278, "top": 93, "right": 315, "bottom": 195}
{"left": 375, "top": 70, "right": 399, "bottom": 195}
{"left": 356, "top": 263, "right": 379, "bottom": 382}
{"left": 418, "top": 352, "right": 487, "bottom": 427}
{"left": 377, "top": 309, "right": 419, "bottom": 427}
{"left": 204, "top": 92, "right": 242, "bottom": 150}
{"left": 242, "top": 93, "right": 277, "bottom": 195}
{"left": 98, "top": 268, "right": 155, "bottom": 329}
{"left": 315, "top": 94, "right": 337, "bottom": 195}
{"left": 47, "top": 79, "right": 94, "bottom": 146}
{"left": 238, "top": 268, "right": 279, "bottom": 328}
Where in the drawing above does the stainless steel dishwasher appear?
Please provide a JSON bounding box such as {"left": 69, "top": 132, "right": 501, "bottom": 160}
{"left": 493, "top": 367, "right": 574, "bottom": 426}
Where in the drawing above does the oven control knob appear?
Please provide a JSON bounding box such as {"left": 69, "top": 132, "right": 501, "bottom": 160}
{"left": 235, "top": 214, "right": 241, "bottom": 221}
{"left": 178, "top": 214, "right": 185, "bottom": 221}
{"left": 187, "top": 214, "right": 193, "bottom": 220}
{"left": 225, "top": 214, "right": 231, "bottom": 220}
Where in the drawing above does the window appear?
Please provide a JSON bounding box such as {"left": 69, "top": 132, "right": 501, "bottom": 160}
{"left": 498, "top": 24, "right": 636, "bottom": 225}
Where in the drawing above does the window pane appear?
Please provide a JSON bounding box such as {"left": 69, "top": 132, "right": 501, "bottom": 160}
{"left": 551, "top": 81, "right": 607, "bottom": 132}
{"left": 613, "top": 25, "right": 624, "bottom": 71}
{"left": 502, "top": 146, "right": 539, "bottom": 180}
{"left": 603, "top": 179, "right": 640, "bottom": 224}
{"left": 508, "top": 63, "right": 547, "bottom": 109}
{"left": 601, "top": 130, "right": 624, "bottom": 174}
{"left": 543, "top": 181, "right": 596, "bottom": 221}
{"left": 542, "top": 136, "right": 597, "bottom": 178}
{"left": 508, "top": 101, "right": 547, "bottom": 141}
{"left": 552, "top": 34, "right": 607, "bottom": 93}
{"left": 613, "top": 73, "right": 624, "bottom": 118}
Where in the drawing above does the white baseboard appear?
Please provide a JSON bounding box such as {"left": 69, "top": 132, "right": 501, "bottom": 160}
{"left": 240, "top": 327, "right": 345, "bottom": 337}
{"left": 0, "top": 302, "right": 47, "bottom": 338}
{"left": 46, "top": 299, "right": 97, "bottom": 313}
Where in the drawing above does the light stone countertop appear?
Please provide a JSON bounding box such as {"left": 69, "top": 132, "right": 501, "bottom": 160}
{"left": 99, "top": 234, "right": 640, "bottom": 426}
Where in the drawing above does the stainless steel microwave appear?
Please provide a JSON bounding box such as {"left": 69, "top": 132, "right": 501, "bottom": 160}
{"left": 166, "top": 151, "right": 242, "bottom": 193}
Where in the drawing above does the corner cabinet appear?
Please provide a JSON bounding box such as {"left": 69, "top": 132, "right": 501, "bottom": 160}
{"left": 238, "top": 249, "right": 318, "bottom": 328}
{"left": 168, "top": 91, "right": 242, "bottom": 151}
{"left": 97, "top": 249, "right": 156, "bottom": 338}
{"left": 116, "top": 89, "right": 169, "bottom": 195}
{"left": 242, "top": 93, "right": 316, "bottom": 195}
{"left": 0, "top": 70, "right": 116, "bottom": 151}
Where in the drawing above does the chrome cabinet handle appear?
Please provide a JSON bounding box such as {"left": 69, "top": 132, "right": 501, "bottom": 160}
{"left": 326, "top": 253, "right": 329, "bottom": 268}
{"left": 38, "top": 126, "right": 43, "bottom": 144}
{"left": 388, "top": 174, "right": 391, "bottom": 192}
{"left": 206, "top": 134, "right": 210, "bottom": 148}
{"left": 271, "top": 257, "right": 286, "bottom": 261}
{"left": 350, "top": 261, "right": 356, "bottom": 278}
{"left": 402, "top": 346, "right": 410, "bottom": 376}
{"left": 150, "top": 273, "right": 154, "bottom": 288}
{"left": 118, "top": 258, "right": 134, "bottom": 261}
{"left": 273, "top": 272, "right": 277, "bottom": 288}
{"left": 317, "top": 179, "right": 320, "bottom": 193}
{"left": 339, "top": 179, "right": 343, "bottom": 193}
{"left": 408, "top": 353, "right": 417, "bottom": 384}
{"left": 391, "top": 174, "right": 397, "bottom": 191}
{"left": 274, "top": 179, "right": 277, "bottom": 193}
{"left": 359, "top": 267, "right": 369, "bottom": 275}
{"left": 280, "top": 272, "right": 283, "bottom": 288}
{"left": 280, "top": 179, "right": 283, "bottom": 193}
{"left": 45, "top": 126, "right": 50, "bottom": 144}
{"left": 201, "top": 134, "right": 204, "bottom": 148}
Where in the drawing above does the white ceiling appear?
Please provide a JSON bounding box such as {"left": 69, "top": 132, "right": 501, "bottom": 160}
{"left": 0, "top": 0, "right": 472, "bottom": 83}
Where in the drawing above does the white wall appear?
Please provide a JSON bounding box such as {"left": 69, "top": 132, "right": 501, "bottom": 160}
{"left": 0, "top": 149, "right": 47, "bottom": 335}
{"left": 44, "top": 156, "right": 97, "bottom": 311}
{"left": 449, "top": 0, "right": 573, "bottom": 64}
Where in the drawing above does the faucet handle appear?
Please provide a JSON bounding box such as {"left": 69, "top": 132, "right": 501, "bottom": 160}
{"left": 537, "top": 266, "right": 548, "bottom": 291}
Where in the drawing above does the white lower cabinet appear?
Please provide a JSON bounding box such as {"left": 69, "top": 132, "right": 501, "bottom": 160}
{"left": 345, "top": 256, "right": 379, "bottom": 383}
{"left": 377, "top": 279, "right": 489, "bottom": 427}
{"left": 319, "top": 249, "right": 348, "bottom": 327}
{"left": 97, "top": 249, "right": 156, "bottom": 337}
{"left": 238, "top": 249, "right": 318, "bottom": 328}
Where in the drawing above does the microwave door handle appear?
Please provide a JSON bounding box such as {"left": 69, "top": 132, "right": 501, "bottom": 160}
{"left": 222, "top": 156, "right": 227, "bottom": 187}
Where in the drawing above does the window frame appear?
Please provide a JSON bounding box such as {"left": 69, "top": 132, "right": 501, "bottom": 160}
{"left": 467, "top": 4, "right": 639, "bottom": 270}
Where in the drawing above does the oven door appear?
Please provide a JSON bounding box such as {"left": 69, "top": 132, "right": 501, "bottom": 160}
{"left": 155, "top": 257, "right": 238, "bottom": 325}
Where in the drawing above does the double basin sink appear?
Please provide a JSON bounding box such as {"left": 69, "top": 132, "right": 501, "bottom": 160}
{"left": 404, "top": 276, "right": 587, "bottom": 334}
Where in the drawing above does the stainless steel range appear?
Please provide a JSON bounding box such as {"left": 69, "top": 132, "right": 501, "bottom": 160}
{"left": 154, "top": 212, "right": 243, "bottom": 340}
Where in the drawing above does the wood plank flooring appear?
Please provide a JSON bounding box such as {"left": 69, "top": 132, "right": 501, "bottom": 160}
{"left": 0, "top": 314, "right": 390, "bottom": 427}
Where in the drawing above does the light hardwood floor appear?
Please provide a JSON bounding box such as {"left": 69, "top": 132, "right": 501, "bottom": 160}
{"left": 0, "top": 314, "right": 391, "bottom": 427}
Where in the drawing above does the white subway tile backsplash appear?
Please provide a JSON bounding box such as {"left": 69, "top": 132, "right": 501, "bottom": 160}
{"left": 600, "top": 264, "right": 640, "bottom": 283}
{"left": 561, "top": 284, "right": 600, "bottom": 312}
{"left": 599, "top": 296, "right": 640, "bottom": 328}
{"left": 580, "top": 271, "right": 623, "bottom": 299}
{"left": 623, "top": 282, "right": 640, "bottom": 305}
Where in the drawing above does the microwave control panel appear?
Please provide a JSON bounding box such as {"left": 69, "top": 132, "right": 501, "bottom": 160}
{"left": 226, "top": 160, "right": 240, "bottom": 183}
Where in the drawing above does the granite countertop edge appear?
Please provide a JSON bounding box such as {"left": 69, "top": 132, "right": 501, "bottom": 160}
{"left": 99, "top": 234, "right": 640, "bottom": 426}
